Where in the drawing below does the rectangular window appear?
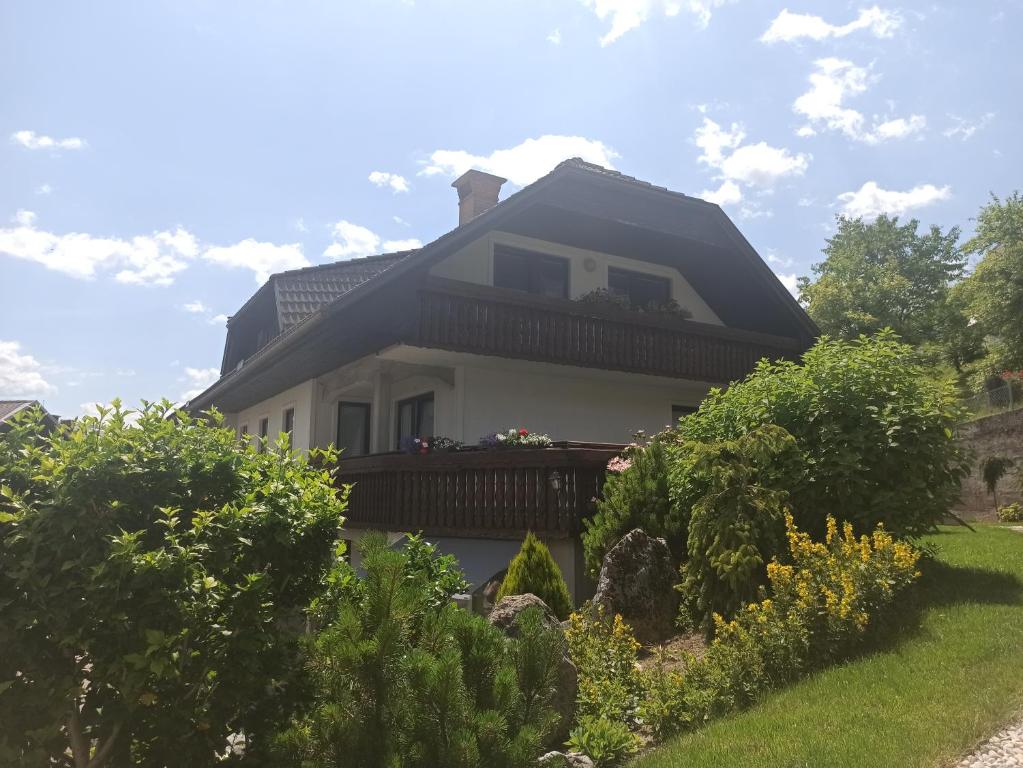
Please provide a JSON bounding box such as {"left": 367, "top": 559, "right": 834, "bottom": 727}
{"left": 395, "top": 392, "right": 435, "bottom": 448}
{"left": 282, "top": 407, "right": 295, "bottom": 438}
{"left": 239, "top": 424, "right": 249, "bottom": 444}
{"left": 608, "top": 267, "right": 671, "bottom": 309}
{"left": 337, "top": 402, "right": 371, "bottom": 457}
{"left": 493, "top": 245, "right": 569, "bottom": 298}
{"left": 672, "top": 404, "right": 697, "bottom": 425}
{"left": 257, "top": 416, "right": 269, "bottom": 453}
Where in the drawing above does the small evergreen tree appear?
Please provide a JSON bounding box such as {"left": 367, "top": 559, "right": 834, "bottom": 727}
{"left": 496, "top": 532, "right": 573, "bottom": 620}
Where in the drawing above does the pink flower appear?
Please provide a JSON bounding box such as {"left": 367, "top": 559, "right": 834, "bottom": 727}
{"left": 607, "top": 456, "right": 632, "bottom": 473}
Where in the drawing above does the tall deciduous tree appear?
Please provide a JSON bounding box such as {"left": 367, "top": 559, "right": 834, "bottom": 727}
{"left": 0, "top": 401, "right": 347, "bottom": 767}
{"left": 798, "top": 215, "right": 966, "bottom": 349}
{"left": 958, "top": 193, "right": 1023, "bottom": 373}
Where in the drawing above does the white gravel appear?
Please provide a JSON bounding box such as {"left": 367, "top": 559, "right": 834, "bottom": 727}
{"left": 955, "top": 718, "right": 1023, "bottom": 768}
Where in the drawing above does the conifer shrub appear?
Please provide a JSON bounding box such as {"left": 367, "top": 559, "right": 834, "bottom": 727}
{"left": 275, "top": 535, "right": 564, "bottom": 767}
{"left": 496, "top": 532, "right": 573, "bottom": 620}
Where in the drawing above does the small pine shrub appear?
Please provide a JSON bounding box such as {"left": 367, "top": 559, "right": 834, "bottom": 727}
{"left": 998, "top": 502, "right": 1023, "bottom": 522}
{"left": 496, "top": 532, "right": 573, "bottom": 620}
{"left": 582, "top": 437, "right": 684, "bottom": 579}
{"left": 565, "top": 715, "right": 640, "bottom": 767}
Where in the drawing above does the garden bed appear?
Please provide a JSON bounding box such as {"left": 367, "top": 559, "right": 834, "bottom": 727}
{"left": 631, "top": 525, "right": 1023, "bottom": 768}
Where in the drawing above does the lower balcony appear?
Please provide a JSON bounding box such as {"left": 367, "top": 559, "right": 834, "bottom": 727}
{"left": 335, "top": 442, "right": 624, "bottom": 539}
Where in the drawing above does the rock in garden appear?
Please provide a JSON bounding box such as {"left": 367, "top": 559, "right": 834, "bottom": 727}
{"left": 593, "top": 528, "right": 678, "bottom": 645}
{"left": 489, "top": 594, "right": 577, "bottom": 747}
{"left": 537, "top": 751, "right": 595, "bottom": 768}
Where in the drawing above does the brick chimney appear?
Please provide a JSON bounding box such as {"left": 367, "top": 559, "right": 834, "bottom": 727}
{"left": 451, "top": 169, "right": 507, "bottom": 226}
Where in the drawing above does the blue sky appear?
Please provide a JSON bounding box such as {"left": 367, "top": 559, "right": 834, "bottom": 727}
{"left": 1, "top": 0, "right": 1018, "bottom": 417}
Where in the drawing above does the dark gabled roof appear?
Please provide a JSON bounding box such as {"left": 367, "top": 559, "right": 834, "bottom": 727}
{"left": 189, "top": 158, "right": 819, "bottom": 412}
{"left": 0, "top": 400, "right": 36, "bottom": 422}
{"left": 272, "top": 251, "right": 413, "bottom": 330}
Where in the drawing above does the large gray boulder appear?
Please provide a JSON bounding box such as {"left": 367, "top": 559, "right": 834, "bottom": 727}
{"left": 592, "top": 528, "right": 677, "bottom": 644}
{"left": 489, "top": 593, "right": 577, "bottom": 746}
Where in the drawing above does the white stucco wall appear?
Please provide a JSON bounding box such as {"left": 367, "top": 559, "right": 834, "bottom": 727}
{"left": 233, "top": 379, "right": 316, "bottom": 452}
{"left": 430, "top": 230, "right": 722, "bottom": 325}
{"left": 457, "top": 362, "right": 708, "bottom": 444}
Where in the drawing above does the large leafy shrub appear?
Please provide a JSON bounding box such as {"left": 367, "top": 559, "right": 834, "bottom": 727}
{"left": 0, "top": 401, "right": 346, "bottom": 767}
{"left": 496, "top": 532, "right": 573, "bottom": 620}
{"left": 639, "top": 514, "right": 920, "bottom": 737}
{"left": 675, "top": 425, "right": 804, "bottom": 630}
{"left": 275, "top": 535, "right": 563, "bottom": 768}
{"left": 678, "top": 331, "right": 969, "bottom": 538}
{"left": 582, "top": 437, "right": 684, "bottom": 579}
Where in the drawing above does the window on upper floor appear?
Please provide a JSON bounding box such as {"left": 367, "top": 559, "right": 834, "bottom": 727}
{"left": 493, "top": 245, "right": 569, "bottom": 299}
{"left": 396, "top": 392, "right": 434, "bottom": 448}
{"left": 257, "top": 416, "right": 269, "bottom": 453}
{"left": 338, "top": 402, "right": 371, "bottom": 457}
{"left": 608, "top": 267, "right": 671, "bottom": 309}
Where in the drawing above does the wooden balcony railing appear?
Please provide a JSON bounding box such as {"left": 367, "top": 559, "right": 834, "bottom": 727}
{"left": 413, "top": 279, "right": 805, "bottom": 384}
{"left": 336, "top": 443, "right": 623, "bottom": 538}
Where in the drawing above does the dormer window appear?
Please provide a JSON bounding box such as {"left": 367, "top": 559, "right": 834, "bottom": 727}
{"left": 608, "top": 267, "right": 671, "bottom": 309}
{"left": 494, "top": 245, "right": 569, "bottom": 298}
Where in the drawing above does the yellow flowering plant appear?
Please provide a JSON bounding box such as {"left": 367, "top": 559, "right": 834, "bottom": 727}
{"left": 565, "top": 606, "right": 644, "bottom": 724}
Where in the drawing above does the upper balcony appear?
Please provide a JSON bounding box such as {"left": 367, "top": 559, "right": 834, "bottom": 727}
{"left": 413, "top": 278, "right": 804, "bottom": 385}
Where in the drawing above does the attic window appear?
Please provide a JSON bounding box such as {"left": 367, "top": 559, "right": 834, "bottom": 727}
{"left": 608, "top": 267, "right": 671, "bottom": 309}
{"left": 494, "top": 245, "right": 569, "bottom": 298}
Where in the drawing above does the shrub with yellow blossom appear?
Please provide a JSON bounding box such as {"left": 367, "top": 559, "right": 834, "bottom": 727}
{"left": 565, "top": 606, "right": 644, "bottom": 724}
{"left": 640, "top": 514, "right": 920, "bottom": 737}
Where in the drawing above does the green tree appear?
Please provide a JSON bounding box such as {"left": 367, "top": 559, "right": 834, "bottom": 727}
{"left": 275, "top": 535, "right": 562, "bottom": 768}
{"left": 0, "top": 401, "right": 347, "bottom": 767}
{"left": 496, "top": 532, "right": 573, "bottom": 620}
{"left": 798, "top": 215, "right": 966, "bottom": 352}
{"left": 959, "top": 193, "right": 1023, "bottom": 374}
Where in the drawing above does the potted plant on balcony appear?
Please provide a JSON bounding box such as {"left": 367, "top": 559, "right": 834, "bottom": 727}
{"left": 479, "top": 428, "right": 553, "bottom": 449}
{"left": 398, "top": 435, "right": 462, "bottom": 455}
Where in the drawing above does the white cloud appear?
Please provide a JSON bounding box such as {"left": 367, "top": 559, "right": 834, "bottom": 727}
{"left": 761, "top": 6, "right": 901, "bottom": 44}
{"left": 547, "top": 28, "right": 562, "bottom": 44}
{"left": 421, "top": 135, "right": 618, "bottom": 187}
{"left": 793, "top": 58, "right": 926, "bottom": 144}
{"left": 580, "top": 0, "right": 732, "bottom": 44}
{"left": 183, "top": 300, "right": 207, "bottom": 314}
{"left": 694, "top": 117, "right": 809, "bottom": 208}
{"left": 699, "top": 180, "right": 743, "bottom": 206}
{"left": 765, "top": 249, "right": 794, "bottom": 268}
{"left": 944, "top": 112, "right": 996, "bottom": 141}
{"left": 202, "top": 240, "right": 308, "bottom": 284}
{"left": 368, "top": 171, "right": 410, "bottom": 193}
{"left": 0, "top": 212, "right": 198, "bottom": 286}
{"left": 323, "top": 220, "right": 422, "bottom": 260}
{"left": 35, "top": 183, "right": 53, "bottom": 196}
{"left": 0, "top": 211, "right": 312, "bottom": 286}
{"left": 11, "top": 130, "right": 86, "bottom": 151}
{"left": 837, "top": 181, "right": 951, "bottom": 219}
{"left": 180, "top": 366, "right": 220, "bottom": 401}
{"left": 775, "top": 273, "right": 799, "bottom": 298}
{"left": 0, "top": 340, "right": 55, "bottom": 396}
{"left": 209, "top": 314, "right": 229, "bottom": 326}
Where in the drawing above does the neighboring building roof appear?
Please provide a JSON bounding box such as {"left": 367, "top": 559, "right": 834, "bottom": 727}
{"left": 273, "top": 251, "right": 413, "bottom": 330}
{"left": 0, "top": 400, "right": 36, "bottom": 422}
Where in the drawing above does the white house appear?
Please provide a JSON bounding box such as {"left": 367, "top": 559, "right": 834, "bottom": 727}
{"left": 186, "top": 159, "right": 816, "bottom": 600}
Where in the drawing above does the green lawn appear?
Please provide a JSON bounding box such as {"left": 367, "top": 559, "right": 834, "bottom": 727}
{"left": 633, "top": 524, "right": 1023, "bottom": 768}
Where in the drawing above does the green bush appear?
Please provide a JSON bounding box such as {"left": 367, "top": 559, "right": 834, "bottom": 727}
{"left": 674, "top": 425, "right": 804, "bottom": 631}
{"left": 998, "top": 503, "right": 1023, "bottom": 522}
{"left": 564, "top": 608, "right": 644, "bottom": 724}
{"left": 639, "top": 514, "right": 920, "bottom": 738}
{"left": 565, "top": 715, "right": 640, "bottom": 767}
{"left": 496, "top": 532, "right": 573, "bottom": 620}
{"left": 275, "top": 535, "right": 563, "bottom": 767}
{"left": 0, "top": 401, "right": 347, "bottom": 767}
{"left": 678, "top": 331, "right": 969, "bottom": 539}
{"left": 582, "top": 437, "right": 684, "bottom": 579}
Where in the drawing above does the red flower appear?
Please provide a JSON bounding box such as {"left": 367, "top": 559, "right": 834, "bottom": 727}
{"left": 518, "top": 428, "right": 529, "bottom": 437}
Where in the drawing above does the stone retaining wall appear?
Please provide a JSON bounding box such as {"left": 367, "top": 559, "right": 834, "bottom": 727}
{"left": 953, "top": 409, "right": 1023, "bottom": 520}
